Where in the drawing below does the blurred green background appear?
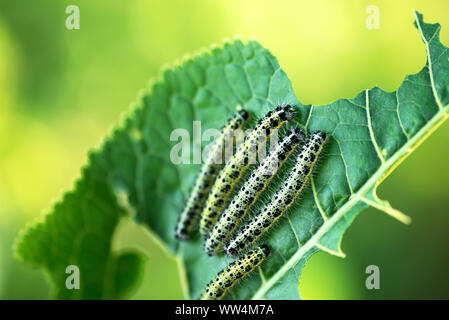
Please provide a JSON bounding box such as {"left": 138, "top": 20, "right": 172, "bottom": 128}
{"left": 0, "top": 0, "right": 448, "bottom": 299}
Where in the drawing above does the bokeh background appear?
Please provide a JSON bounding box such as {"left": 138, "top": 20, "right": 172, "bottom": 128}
{"left": 1, "top": 0, "right": 448, "bottom": 299}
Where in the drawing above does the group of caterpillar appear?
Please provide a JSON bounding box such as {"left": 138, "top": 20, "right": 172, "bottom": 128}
{"left": 199, "top": 105, "right": 296, "bottom": 238}
{"left": 225, "top": 131, "right": 327, "bottom": 257}
{"left": 203, "top": 127, "right": 306, "bottom": 255}
{"left": 174, "top": 105, "right": 327, "bottom": 300}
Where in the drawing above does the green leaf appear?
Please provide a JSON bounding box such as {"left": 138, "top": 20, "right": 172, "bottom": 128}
{"left": 15, "top": 11, "right": 449, "bottom": 299}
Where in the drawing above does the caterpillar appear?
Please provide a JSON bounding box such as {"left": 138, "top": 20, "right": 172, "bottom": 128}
{"left": 200, "top": 244, "right": 271, "bottom": 300}
{"left": 174, "top": 109, "right": 250, "bottom": 241}
{"left": 203, "top": 127, "right": 305, "bottom": 255}
{"left": 224, "top": 132, "right": 327, "bottom": 257}
{"left": 199, "top": 105, "right": 296, "bottom": 238}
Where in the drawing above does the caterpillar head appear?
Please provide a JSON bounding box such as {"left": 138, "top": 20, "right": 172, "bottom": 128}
{"left": 237, "top": 109, "right": 250, "bottom": 121}
{"left": 276, "top": 105, "right": 296, "bottom": 121}
{"left": 259, "top": 244, "right": 271, "bottom": 257}
{"left": 174, "top": 224, "right": 189, "bottom": 241}
{"left": 314, "top": 131, "right": 328, "bottom": 143}
{"left": 204, "top": 238, "right": 217, "bottom": 256}
{"left": 286, "top": 127, "right": 306, "bottom": 144}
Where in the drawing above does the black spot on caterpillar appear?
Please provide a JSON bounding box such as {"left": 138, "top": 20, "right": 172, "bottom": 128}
{"left": 199, "top": 244, "right": 271, "bottom": 300}
{"left": 174, "top": 109, "right": 250, "bottom": 241}
{"left": 204, "top": 127, "right": 305, "bottom": 255}
{"left": 224, "top": 131, "right": 327, "bottom": 257}
{"left": 199, "top": 105, "right": 296, "bottom": 238}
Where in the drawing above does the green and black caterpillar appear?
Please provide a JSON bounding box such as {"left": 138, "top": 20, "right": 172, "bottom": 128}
{"left": 200, "top": 244, "right": 271, "bottom": 300}
{"left": 174, "top": 109, "right": 250, "bottom": 240}
{"left": 199, "top": 105, "right": 296, "bottom": 238}
{"left": 225, "top": 132, "right": 327, "bottom": 257}
{"left": 204, "top": 127, "right": 305, "bottom": 255}
{"left": 174, "top": 105, "right": 328, "bottom": 298}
